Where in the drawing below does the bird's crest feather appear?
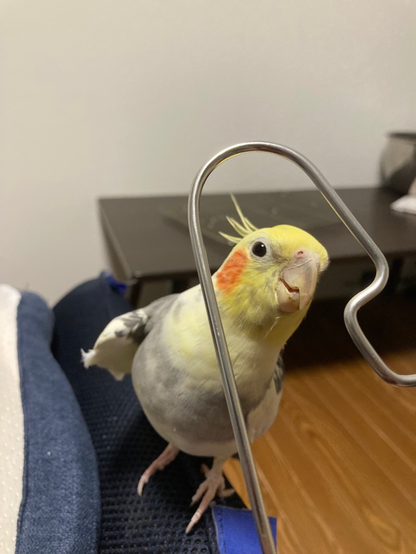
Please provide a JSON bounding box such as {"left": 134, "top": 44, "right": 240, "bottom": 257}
{"left": 219, "top": 195, "right": 258, "bottom": 244}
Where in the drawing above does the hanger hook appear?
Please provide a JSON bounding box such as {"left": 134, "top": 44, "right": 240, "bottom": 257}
{"left": 188, "top": 141, "right": 415, "bottom": 554}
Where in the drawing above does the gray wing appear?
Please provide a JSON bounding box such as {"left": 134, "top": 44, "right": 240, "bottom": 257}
{"left": 273, "top": 355, "right": 285, "bottom": 394}
{"left": 81, "top": 294, "right": 178, "bottom": 380}
{"left": 247, "top": 356, "right": 284, "bottom": 442}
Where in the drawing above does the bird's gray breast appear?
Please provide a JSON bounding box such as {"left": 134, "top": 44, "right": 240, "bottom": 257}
{"left": 132, "top": 331, "right": 284, "bottom": 456}
{"left": 131, "top": 326, "right": 236, "bottom": 447}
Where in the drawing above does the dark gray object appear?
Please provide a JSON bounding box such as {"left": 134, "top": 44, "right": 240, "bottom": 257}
{"left": 381, "top": 132, "right": 416, "bottom": 195}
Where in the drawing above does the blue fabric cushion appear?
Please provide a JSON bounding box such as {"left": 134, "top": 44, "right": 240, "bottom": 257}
{"left": 15, "top": 291, "right": 100, "bottom": 554}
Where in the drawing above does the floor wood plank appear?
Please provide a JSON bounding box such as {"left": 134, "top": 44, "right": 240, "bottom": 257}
{"left": 290, "top": 369, "right": 416, "bottom": 524}
{"left": 285, "top": 375, "right": 416, "bottom": 551}
{"left": 326, "top": 364, "right": 416, "bottom": 462}
{"left": 253, "top": 432, "right": 344, "bottom": 553}
{"left": 336, "top": 361, "right": 416, "bottom": 442}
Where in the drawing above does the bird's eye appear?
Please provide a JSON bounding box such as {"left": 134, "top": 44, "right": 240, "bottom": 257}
{"left": 251, "top": 241, "right": 267, "bottom": 258}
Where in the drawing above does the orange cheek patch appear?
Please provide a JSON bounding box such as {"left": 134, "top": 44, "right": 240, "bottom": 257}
{"left": 216, "top": 249, "right": 249, "bottom": 292}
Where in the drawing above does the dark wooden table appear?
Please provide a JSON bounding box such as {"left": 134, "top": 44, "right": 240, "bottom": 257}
{"left": 99, "top": 188, "right": 416, "bottom": 305}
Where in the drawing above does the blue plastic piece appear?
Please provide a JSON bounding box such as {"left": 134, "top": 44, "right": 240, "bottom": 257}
{"left": 101, "top": 271, "right": 128, "bottom": 295}
{"left": 212, "top": 505, "right": 277, "bottom": 554}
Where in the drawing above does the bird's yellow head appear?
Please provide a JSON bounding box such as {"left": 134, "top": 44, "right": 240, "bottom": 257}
{"left": 214, "top": 196, "right": 329, "bottom": 342}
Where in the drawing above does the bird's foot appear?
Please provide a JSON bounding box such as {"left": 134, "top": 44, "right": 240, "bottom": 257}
{"left": 137, "top": 443, "right": 179, "bottom": 495}
{"left": 186, "top": 460, "right": 234, "bottom": 534}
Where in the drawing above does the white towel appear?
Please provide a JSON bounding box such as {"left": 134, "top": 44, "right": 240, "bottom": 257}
{"left": 390, "top": 180, "right": 416, "bottom": 215}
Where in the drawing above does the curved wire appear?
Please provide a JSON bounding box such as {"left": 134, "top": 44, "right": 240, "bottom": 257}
{"left": 188, "top": 141, "right": 416, "bottom": 554}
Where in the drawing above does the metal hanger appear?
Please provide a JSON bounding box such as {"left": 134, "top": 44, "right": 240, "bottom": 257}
{"left": 188, "top": 142, "right": 416, "bottom": 554}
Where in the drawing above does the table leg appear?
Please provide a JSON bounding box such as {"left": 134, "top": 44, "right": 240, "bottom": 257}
{"left": 171, "top": 279, "right": 191, "bottom": 294}
{"left": 129, "top": 278, "right": 143, "bottom": 308}
{"left": 385, "top": 258, "right": 404, "bottom": 294}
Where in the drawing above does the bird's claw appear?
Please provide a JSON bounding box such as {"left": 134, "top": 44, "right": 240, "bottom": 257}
{"left": 186, "top": 463, "right": 234, "bottom": 534}
{"left": 137, "top": 444, "right": 179, "bottom": 496}
{"left": 137, "top": 474, "right": 149, "bottom": 496}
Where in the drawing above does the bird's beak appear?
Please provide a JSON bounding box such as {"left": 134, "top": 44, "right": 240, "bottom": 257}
{"left": 276, "top": 252, "right": 319, "bottom": 313}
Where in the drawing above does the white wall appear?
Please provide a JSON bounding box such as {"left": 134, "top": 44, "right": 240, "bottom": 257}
{"left": 1, "top": 0, "right": 415, "bottom": 304}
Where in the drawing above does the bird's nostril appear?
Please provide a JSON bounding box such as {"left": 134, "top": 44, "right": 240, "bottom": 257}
{"left": 295, "top": 249, "right": 305, "bottom": 258}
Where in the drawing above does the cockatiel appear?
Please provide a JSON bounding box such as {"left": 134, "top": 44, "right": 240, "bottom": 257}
{"left": 82, "top": 197, "right": 329, "bottom": 533}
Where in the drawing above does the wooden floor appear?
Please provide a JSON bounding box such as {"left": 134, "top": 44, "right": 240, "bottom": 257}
{"left": 224, "top": 292, "right": 416, "bottom": 554}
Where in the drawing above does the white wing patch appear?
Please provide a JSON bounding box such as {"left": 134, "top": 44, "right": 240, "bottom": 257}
{"left": 81, "top": 309, "right": 148, "bottom": 380}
